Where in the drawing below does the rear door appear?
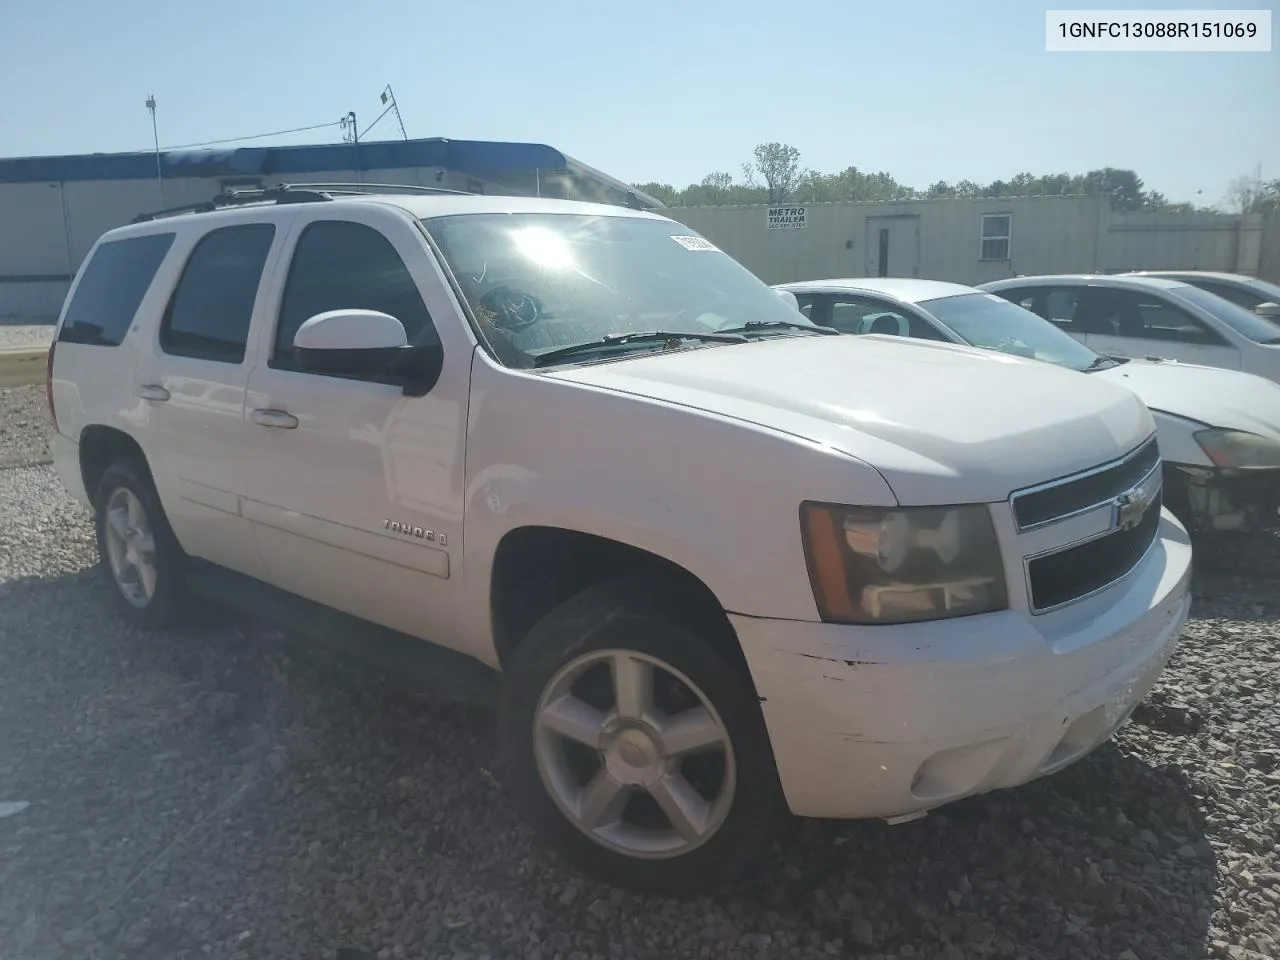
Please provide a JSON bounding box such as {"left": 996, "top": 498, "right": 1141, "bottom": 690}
{"left": 130, "top": 220, "right": 284, "bottom": 578}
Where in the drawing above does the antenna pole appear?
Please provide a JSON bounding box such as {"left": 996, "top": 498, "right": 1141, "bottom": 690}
{"left": 145, "top": 94, "right": 165, "bottom": 207}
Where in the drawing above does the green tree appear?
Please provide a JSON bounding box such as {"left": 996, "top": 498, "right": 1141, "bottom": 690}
{"left": 752, "top": 142, "right": 803, "bottom": 204}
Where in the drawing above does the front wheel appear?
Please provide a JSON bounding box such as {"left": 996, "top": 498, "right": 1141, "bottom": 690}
{"left": 498, "top": 578, "right": 784, "bottom": 894}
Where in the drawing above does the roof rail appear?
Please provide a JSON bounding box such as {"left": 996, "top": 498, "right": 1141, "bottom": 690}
{"left": 284, "top": 181, "right": 475, "bottom": 197}
{"left": 129, "top": 181, "right": 475, "bottom": 224}
{"left": 130, "top": 184, "right": 332, "bottom": 223}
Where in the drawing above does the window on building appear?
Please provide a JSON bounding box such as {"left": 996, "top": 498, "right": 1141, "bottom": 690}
{"left": 58, "top": 233, "right": 175, "bottom": 347}
{"left": 980, "top": 214, "right": 1011, "bottom": 261}
{"left": 160, "top": 224, "right": 276, "bottom": 363}
{"left": 273, "top": 220, "right": 438, "bottom": 371}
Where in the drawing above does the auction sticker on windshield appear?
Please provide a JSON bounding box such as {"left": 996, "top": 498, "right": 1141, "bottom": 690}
{"left": 671, "top": 235, "right": 719, "bottom": 251}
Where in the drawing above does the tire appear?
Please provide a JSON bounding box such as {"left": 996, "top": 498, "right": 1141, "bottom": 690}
{"left": 498, "top": 577, "right": 785, "bottom": 894}
{"left": 93, "top": 459, "right": 188, "bottom": 629}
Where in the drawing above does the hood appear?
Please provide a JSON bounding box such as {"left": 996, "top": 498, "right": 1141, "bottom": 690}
{"left": 1093, "top": 359, "right": 1280, "bottom": 441}
{"left": 546, "top": 335, "right": 1154, "bottom": 505}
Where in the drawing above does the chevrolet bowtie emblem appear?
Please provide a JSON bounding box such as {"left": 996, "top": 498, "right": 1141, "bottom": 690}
{"left": 1113, "top": 473, "right": 1160, "bottom": 531}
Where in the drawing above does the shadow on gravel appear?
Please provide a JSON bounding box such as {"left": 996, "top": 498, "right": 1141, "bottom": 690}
{"left": 725, "top": 743, "right": 1214, "bottom": 959}
{"left": 0, "top": 567, "right": 1221, "bottom": 960}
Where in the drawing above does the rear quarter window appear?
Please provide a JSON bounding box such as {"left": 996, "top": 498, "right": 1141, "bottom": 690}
{"left": 58, "top": 233, "right": 176, "bottom": 346}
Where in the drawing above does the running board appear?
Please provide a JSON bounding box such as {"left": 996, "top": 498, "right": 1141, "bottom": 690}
{"left": 185, "top": 559, "right": 501, "bottom": 706}
{"left": 883, "top": 810, "right": 929, "bottom": 826}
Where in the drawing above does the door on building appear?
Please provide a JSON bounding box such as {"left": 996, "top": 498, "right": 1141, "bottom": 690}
{"left": 864, "top": 216, "right": 921, "bottom": 278}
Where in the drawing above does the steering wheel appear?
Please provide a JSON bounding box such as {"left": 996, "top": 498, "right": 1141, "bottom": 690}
{"left": 478, "top": 285, "right": 544, "bottom": 331}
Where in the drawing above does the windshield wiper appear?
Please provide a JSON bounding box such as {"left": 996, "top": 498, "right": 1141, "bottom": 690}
{"left": 531, "top": 330, "right": 748, "bottom": 368}
{"left": 715, "top": 320, "right": 839, "bottom": 337}
{"left": 1083, "top": 355, "right": 1123, "bottom": 371}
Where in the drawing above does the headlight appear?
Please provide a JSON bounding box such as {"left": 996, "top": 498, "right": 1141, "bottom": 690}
{"left": 799, "top": 502, "right": 1008, "bottom": 625}
{"left": 1194, "top": 428, "right": 1280, "bottom": 469}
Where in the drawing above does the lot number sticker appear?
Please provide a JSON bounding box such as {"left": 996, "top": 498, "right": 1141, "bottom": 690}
{"left": 670, "top": 235, "right": 719, "bottom": 251}
{"left": 767, "top": 206, "right": 807, "bottom": 229}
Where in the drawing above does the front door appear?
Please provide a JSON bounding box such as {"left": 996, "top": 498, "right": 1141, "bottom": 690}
{"left": 1071, "top": 286, "right": 1241, "bottom": 369}
{"left": 865, "top": 216, "right": 921, "bottom": 278}
{"left": 241, "top": 208, "right": 473, "bottom": 651}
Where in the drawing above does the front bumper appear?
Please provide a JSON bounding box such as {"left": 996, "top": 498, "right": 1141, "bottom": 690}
{"left": 732, "top": 512, "right": 1192, "bottom": 821}
{"left": 1165, "top": 463, "right": 1280, "bottom": 533}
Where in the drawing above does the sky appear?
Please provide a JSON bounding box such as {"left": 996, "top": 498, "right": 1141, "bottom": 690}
{"left": 0, "top": 0, "right": 1275, "bottom": 206}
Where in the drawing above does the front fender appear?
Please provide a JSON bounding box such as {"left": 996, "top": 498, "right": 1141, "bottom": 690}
{"left": 460, "top": 356, "right": 899, "bottom": 659}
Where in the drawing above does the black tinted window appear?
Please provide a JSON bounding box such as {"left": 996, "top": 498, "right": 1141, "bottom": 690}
{"left": 274, "top": 221, "right": 437, "bottom": 368}
{"left": 161, "top": 224, "right": 275, "bottom": 363}
{"left": 1073, "top": 287, "right": 1226, "bottom": 345}
{"left": 59, "top": 233, "right": 175, "bottom": 346}
{"left": 1188, "top": 280, "right": 1260, "bottom": 310}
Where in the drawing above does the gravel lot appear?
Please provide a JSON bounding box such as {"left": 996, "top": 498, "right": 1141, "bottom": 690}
{"left": 0, "top": 385, "right": 52, "bottom": 467}
{"left": 0, "top": 322, "right": 56, "bottom": 350}
{"left": 2, "top": 410, "right": 1278, "bottom": 960}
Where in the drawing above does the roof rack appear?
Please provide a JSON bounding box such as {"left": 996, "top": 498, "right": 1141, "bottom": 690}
{"left": 130, "top": 181, "right": 474, "bottom": 224}
{"left": 283, "top": 182, "right": 474, "bottom": 197}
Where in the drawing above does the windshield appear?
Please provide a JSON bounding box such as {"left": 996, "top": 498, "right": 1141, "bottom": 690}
{"left": 920, "top": 292, "right": 1103, "bottom": 371}
{"left": 421, "top": 213, "right": 817, "bottom": 366}
{"left": 1172, "top": 284, "right": 1280, "bottom": 342}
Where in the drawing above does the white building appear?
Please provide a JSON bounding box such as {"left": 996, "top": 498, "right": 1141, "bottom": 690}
{"left": 0, "top": 137, "right": 663, "bottom": 321}
{"left": 658, "top": 195, "right": 1274, "bottom": 287}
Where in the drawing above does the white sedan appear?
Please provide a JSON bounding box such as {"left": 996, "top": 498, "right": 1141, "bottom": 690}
{"left": 1124, "top": 270, "right": 1280, "bottom": 321}
{"left": 776, "top": 277, "right": 1280, "bottom": 534}
{"left": 977, "top": 273, "right": 1280, "bottom": 384}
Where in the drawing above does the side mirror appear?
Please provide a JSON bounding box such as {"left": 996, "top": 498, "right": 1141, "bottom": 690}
{"left": 293, "top": 310, "right": 443, "bottom": 397}
{"left": 1254, "top": 301, "right": 1280, "bottom": 320}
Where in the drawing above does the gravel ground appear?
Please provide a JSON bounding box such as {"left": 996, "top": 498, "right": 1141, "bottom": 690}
{"left": 0, "top": 385, "right": 52, "bottom": 467}
{"left": 2, "top": 461, "right": 1278, "bottom": 958}
{"left": 0, "top": 322, "right": 56, "bottom": 350}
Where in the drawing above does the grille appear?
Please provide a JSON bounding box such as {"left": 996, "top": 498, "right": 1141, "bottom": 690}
{"left": 1012, "top": 436, "right": 1160, "bottom": 531}
{"left": 1026, "top": 488, "right": 1162, "bottom": 612}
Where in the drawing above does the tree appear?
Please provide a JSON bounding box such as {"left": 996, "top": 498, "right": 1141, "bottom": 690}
{"left": 1226, "top": 174, "right": 1280, "bottom": 215}
{"left": 752, "top": 142, "right": 802, "bottom": 204}
{"left": 1081, "top": 167, "right": 1147, "bottom": 211}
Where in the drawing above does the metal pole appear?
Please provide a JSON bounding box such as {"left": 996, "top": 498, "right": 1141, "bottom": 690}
{"left": 146, "top": 95, "right": 165, "bottom": 207}
{"left": 383, "top": 86, "right": 408, "bottom": 141}
{"left": 348, "top": 110, "right": 362, "bottom": 183}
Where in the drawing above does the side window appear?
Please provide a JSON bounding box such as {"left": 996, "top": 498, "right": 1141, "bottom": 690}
{"left": 273, "top": 220, "right": 439, "bottom": 370}
{"left": 1074, "top": 288, "right": 1225, "bottom": 344}
{"left": 1189, "top": 280, "right": 1262, "bottom": 311}
{"left": 59, "top": 233, "right": 175, "bottom": 347}
{"left": 825, "top": 297, "right": 946, "bottom": 340}
{"left": 160, "top": 224, "right": 276, "bottom": 364}
{"left": 980, "top": 214, "right": 1011, "bottom": 261}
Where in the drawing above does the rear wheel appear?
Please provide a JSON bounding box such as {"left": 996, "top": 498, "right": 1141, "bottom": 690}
{"left": 94, "top": 460, "right": 188, "bottom": 629}
{"left": 499, "top": 578, "right": 784, "bottom": 894}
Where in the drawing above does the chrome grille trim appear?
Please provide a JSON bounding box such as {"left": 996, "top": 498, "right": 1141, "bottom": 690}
{"left": 1022, "top": 460, "right": 1163, "bottom": 614}
{"left": 1010, "top": 435, "right": 1161, "bottom": 532}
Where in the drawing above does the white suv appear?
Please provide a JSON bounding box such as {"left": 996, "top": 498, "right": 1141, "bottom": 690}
{"left": 47, "top": 184, "right": 1192, "bottom": 894}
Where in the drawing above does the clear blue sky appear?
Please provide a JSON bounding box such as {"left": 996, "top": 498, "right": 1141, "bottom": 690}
{"left": 1, "top": 0, "right": 1274, "bottom": 205}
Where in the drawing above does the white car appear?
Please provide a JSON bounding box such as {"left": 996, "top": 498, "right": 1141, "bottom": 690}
{"left": 978, "top": 274, "right": 1280, "bottom": 384}
{"left": 776, "top": 278, "right": 1280, "bottom": 534}
{"left": 1124, "top": 270, "right": 1280, "bottom": 321}
{"left": 47, "top": 184, "right": 1190, "bottom": 893}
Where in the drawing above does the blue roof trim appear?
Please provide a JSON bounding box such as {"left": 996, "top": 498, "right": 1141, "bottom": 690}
{"left": 0, "top": 138, "right": 569, "bottom": 184}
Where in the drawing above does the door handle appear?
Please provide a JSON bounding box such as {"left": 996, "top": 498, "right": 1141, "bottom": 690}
{"left": 250, "top": 408, "right": 299, "bottom": 430}
{"left": 137, "top": 383, "right": 170, "bottom": 402}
